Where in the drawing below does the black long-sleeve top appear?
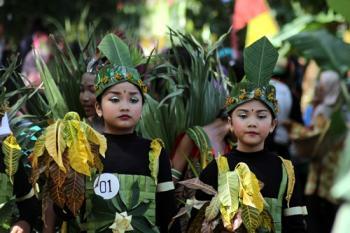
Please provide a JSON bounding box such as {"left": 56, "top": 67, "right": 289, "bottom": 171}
{"left": 195, "top": 148, "right": 307, "bottom": 233}
{"left": 102, "top": 133, "right": 177, "bottom": 233}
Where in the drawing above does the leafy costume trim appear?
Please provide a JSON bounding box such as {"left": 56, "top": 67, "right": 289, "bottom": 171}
{"left": 83, "top": 138, "right": 164, "bottom": 233}
{"left": 278, "top": 156, "right": 295, "bottom": 208}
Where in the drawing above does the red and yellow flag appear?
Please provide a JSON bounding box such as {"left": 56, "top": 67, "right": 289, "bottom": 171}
{"left": 232, "top": 0, "right": 279, "bottom": 47}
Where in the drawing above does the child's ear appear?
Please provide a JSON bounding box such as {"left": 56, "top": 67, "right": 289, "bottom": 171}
{"left": 270, "top": 118, "right": 278, "bottom": 133}
{"left": 95, "top": 102, "right": 103, "bottom": 118}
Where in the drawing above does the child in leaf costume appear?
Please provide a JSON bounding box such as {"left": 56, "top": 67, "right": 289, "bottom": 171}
{"left": 192, "top": 37, "right": 307, "bottom": 233}
{"left": 45, "top": 34, "right": 177, "bottom": 233}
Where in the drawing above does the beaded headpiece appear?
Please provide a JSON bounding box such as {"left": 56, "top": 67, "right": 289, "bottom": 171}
{"left": 95, "top": 64, "right": 147, "bottom": 97}
{"left": 225, "top": 37, "right": 279, "bottom": 116}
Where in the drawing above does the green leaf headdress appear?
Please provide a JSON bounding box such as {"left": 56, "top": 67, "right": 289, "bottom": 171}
{"left": 94, "top": 33, "right": 147, "bottom": 98}
{"left": 225, "top": 37, "right": 279, "bottom": 116}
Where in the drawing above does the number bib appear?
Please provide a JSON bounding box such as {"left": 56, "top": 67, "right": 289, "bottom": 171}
{"left": 93, "top": 173, "right": 120, "bottom": 199}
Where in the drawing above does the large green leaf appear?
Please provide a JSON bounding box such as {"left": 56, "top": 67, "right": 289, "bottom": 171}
{"left": 244, "top": 37, "right": 278, "bottom": 87}
{"left": 289, "top": 30, "right": 350, "bottom": 76}
{"left": 35, "top": 54, "right": 69, "bottom": 119}
{"left": 327, "top": 0, "right": 350, "bottom": 23}
{"left": 331, "top": 203, "right": 350, "bottom": 233}
{"left": 332, "top": 131, "right": 350, "bottom": 201}
{"left": 98, "top": 33, "right": 132, "bottom": 67}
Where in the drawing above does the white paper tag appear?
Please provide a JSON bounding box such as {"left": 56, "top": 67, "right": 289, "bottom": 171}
{"left": 93, "top": 173, "right": 120, "bottom": 199}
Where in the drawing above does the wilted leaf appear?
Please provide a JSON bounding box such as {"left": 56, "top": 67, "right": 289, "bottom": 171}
{"left": 49, "top": 152, "right": 69, "bottom": 187}
{"left": 178, "top": 178, "right": 217, "bottom": 196}
{"left": 259, "top": 209, "right": 274, "bottom": 232}
{"left": 63, "top": 169, "right": 85, "bottom": 216}
{"left": 187, "top": 203, "right": 209, "bottom": 233}
{"left": 49, "top": 179, "right": 66, "bottom": 208}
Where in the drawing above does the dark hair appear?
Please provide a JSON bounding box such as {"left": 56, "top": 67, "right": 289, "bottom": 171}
{"left": 216, "top": 108, "right": 229, "bottom": 120}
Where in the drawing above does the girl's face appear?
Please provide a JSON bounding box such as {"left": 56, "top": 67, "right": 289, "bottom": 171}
{"left": 230, "top": 100, "right": 276, "bottom": 152}
{"left": 95, "top": 82, "right": 143, "bottom": 135}
{"left": 80, "top": 73, "right": 97, "bottom": 118}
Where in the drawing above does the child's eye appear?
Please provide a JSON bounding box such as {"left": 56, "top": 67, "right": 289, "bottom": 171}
{"left": 130, "top": 96, "right": 140, "bottom": 104}
{"left": 238, "top": 114, "right": 247, "bottom": 119}
{"left": 109, "top": 96, "right": 120, "bottom": 103}
{"left": 258, "top": 115, "right": 267, "bottom": 119}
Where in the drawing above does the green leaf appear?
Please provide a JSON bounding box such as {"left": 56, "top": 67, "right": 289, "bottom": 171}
{"left": 332, "top": 131, "right": 350, "bottom": 201}
{"left": 327, "top": 0, "right": 350, "bottom": 23}
{"left": 98, "top": 33, "right": 132, "bottom": 66}
{"left": 331, "top": 203, "right": 350, "bottom": 233}
{"left": 178, "top": 178, "right": 217, "bottom": 196}
{"left": 129, "top": 201, "right": 151, "bottom": 216}
{"left": 244, "top": 36, "right": 278, "bottom": 87}
{"left": 289, "top": 30, "right": 350, "bottom": 76}
{"left": 130, "top": 181, "right": 141, "bottom": 209}
{"left": 259, "top": 209, "right": 275, "bottom": 232}
{"left": 35, "top": 54, "right": 69, "bottom": 119}
{"left": 205, "top": 194, "right": 220, "bottom": 221}
{"left": 241, "top": 205, "right": 261, "bottom": 233}
{"left": 132, "top": 216, "right": 159, "bottom": 233}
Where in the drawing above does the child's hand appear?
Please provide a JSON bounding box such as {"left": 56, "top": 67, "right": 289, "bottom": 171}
{"left": 10, "top": 220, "right": 30, "bottom": 233}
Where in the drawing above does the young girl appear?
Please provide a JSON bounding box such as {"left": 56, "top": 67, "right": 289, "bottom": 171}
{"left": 83, "top": 64, "right": 176, "bottom": 233}
{"left": 79, "top": 71, "right": 103, "bottom": 132}
{"left": 193, "top": 37, "right": 307, "bottom": 233}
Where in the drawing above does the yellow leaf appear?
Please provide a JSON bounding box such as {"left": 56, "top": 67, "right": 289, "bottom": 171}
{"left": 279, "top": 157, "right": 295, "bottom": 208}
{"left": 68, "top": 129, "right": 93, "bottom": 176}
{"left": 149, "top": 138, "right": 163, "bottom": 183}
{"left": 44, "top": 120, "right": 66, "bottom": 172}
{"left": 205, "top": 194, "right": 220, "bottom": 221}
{"left": 217, "top": 155, "right": 229, "bottom": 174}
{"left": 2, "top": 134, "right": 22, "bottom": 182}
{"left": 82, "top": 123, "right": 107, "bottom": 157}
{"left": 220, "top": 206, "right": 235, "bottom": 231}
{"left": 235, "top": 163, "right": 264, "bottom": 212}
{"left": 30, "top": 135, "right": 46, "bottom": 166}
{"left": 217, "top": 171, "right": 240, "bottom": 230}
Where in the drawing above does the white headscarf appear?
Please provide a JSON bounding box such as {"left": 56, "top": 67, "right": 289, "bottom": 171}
{"left": 313, "top": 70, "right": 340, "bottom": 120}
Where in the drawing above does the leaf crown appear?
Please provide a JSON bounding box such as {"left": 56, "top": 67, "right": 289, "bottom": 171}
{"left": 225, "top": 37, "right": 279, "bottom": 116}
{"left": 94, "top": 33, "right": 147, "bottom": 98}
